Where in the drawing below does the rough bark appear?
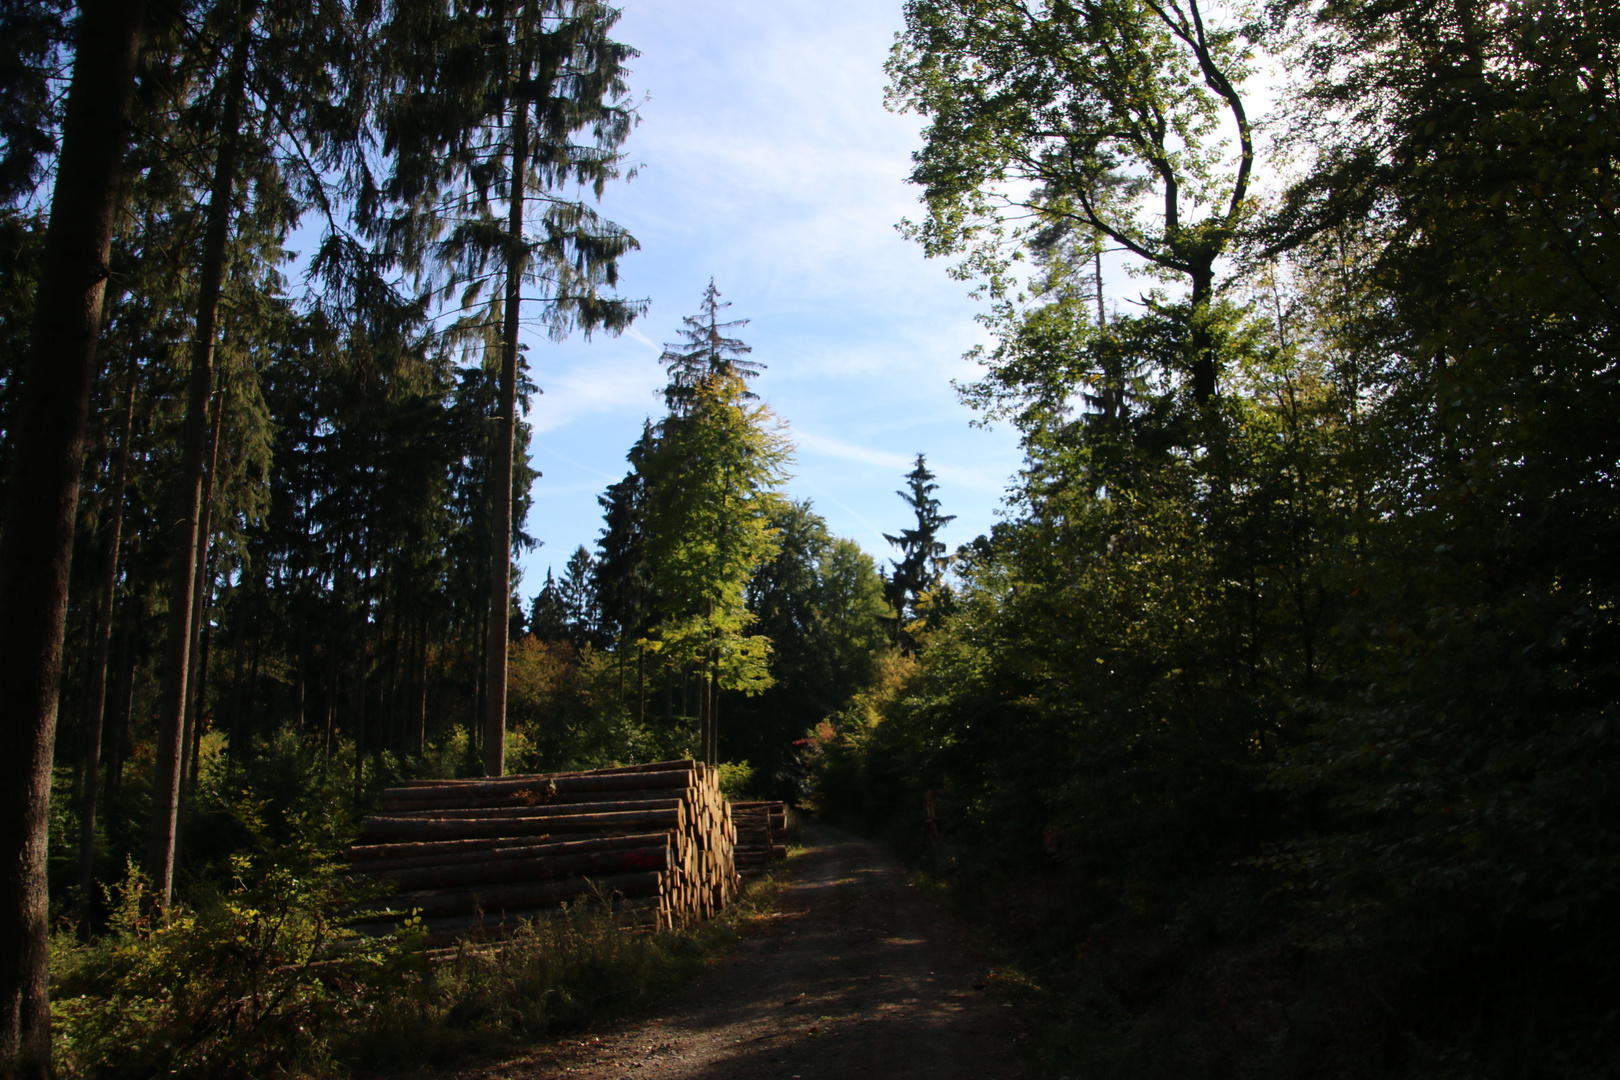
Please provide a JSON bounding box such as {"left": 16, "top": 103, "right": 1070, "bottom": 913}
{"left": 74, "top": 363, "right": 137, "bottom": 929}
{"left": 146, "top": 13, "right": 250, "bottom": 907}
{"left": 173, "top": 379, "right": 223, "bottom": 872}
{"left": 0, "top": 0, "right": 145, "bottom": 1071}
{"left": 378, "top": 870, "right": 665, "bottom": 919}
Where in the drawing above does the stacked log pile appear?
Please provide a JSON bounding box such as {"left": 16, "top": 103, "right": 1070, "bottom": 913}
{"left": 344, "top": 760, "right": 739, "bottom": 946}
{"left": 730, "top": 800, "right": 787, "bottom": 876}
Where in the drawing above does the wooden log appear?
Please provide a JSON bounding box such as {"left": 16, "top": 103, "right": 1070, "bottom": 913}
{"left": 376, "top": 798, "right": 683, "bottom": 821}
{"left": 355, "top": 845, "right": 673, "bottom": 892}
{"left": 378, "top": 785, "right": 698, "bottom": 812}
{"left": 385, "top": 769, "right": 696, "bottom": 799}
{"left": 342, "top": 762, "right": 752, "bottom": 939}
{"left": 399, "top": 760, "right": 698, "bottom": 789}
{"left": 359, "top": 807, "right": 682, "bottom": 842}
{"left": 343, "top": 831, "right": 670, "bottom": 867}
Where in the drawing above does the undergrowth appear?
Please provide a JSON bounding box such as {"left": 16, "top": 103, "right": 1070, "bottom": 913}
{"left": 49, "top": 839, "right": 780, "bottom": 1079}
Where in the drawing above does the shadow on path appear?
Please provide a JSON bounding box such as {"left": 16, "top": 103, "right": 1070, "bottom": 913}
{"left": 460, "top": 826, "right": 1024, "bottom": 1080}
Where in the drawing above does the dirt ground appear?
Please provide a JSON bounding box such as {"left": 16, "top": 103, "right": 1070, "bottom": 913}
{"left": 443, "top": 826, "right": 1028, "bottom": 1080}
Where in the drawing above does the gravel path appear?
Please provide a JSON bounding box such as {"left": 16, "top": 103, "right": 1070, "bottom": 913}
{"left": 445, "top": 826, "right": 1026, "bottom": 1080}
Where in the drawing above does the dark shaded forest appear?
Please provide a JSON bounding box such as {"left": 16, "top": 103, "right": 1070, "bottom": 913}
{"left": 806, "top": 0, "right": 1620, "bottom": 1076}
{"left": 1, "top": 0, "right": 1616, "bottom": 1076}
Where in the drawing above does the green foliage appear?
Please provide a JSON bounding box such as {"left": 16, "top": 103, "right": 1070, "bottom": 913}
{"left": 642, "top": 371, "right": 792, "bottom": 694}
{"left": 881, "top": 454, "right": 955, "bottom": 632}
{"left": 888, "top": 0, "right": 1261, "bottom": 399}
{"left": 817, "top": 1, "right": 1620, "bottom": 1074}
{"left": 505, "top": 637, "right": 685, "bottom": 769}
{"left": 715, "top": 760, "right": 756, "bottom": 801}
{"left": 335, "top": 908, "right": 725, "bottom": 1068}
{"left": 729, "top": 502, "right": 894, "bottom": 794}
{"left": 48, "top": 841, "right": 772, "bottom": 1080}
{"left": 50, "top": 833, "right": 403, "bottom": 1079}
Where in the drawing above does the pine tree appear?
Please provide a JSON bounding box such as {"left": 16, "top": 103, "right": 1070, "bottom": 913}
{"left": 530, "top": 569, "right": 569, "bottom": 642}
{"left": 883, "top": 454, "right": 955, "bottom": 626}
{"left": 595, "top": 424, "right": 654, "bottom": 718}
{"left": 375, "top": 0, "right": 643, "bottom": 776}
{"left": 557, "top": 545, "right": 599, "bottom": 647}
{"left": 658, "top": 280, "right": 764, "bottom": 416}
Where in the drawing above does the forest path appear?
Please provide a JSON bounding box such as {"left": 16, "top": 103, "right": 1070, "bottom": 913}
{"left": 445, "top": 826, "right": 1026, "bottom": 1080}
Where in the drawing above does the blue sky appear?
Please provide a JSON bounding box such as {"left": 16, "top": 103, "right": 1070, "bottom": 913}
{"left": 512, "top": 0, "right": 1027, "bottom": 594}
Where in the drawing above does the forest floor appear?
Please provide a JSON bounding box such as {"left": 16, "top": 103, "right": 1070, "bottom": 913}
{"left": 417, "top": 826, "right": 1029, "bottom": 1080}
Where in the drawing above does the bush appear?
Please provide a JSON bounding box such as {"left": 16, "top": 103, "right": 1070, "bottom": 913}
{"left": 50, "top": 812, "right": 778, "bottom": 1079}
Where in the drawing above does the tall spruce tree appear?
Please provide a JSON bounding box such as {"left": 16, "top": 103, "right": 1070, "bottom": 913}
{"left": 883, "top": 453, "right": 955, "bottom": 626}
{"left": 595, "top": 423, "right": 654, "bottom": 719}
{"left": 147, "top": 0, "right": 378, "bottom": 905}
{"left": 658, "top": 279, "right": 764, "bottom": 415}
{"left": 374, "top": 0, "right": 643, "bottom": 777}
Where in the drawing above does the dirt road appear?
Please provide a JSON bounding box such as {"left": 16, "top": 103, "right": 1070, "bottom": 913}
{"left": 452, "top": 827, "right": 1026, "bottom": 1080}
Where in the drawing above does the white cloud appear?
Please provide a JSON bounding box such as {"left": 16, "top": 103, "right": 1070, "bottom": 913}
{"left": 515, "top": 0, "right": 1027, "bottom": 583}
{"left": 792, "top": 429, "right": 914, "bottom": 471}
{"left": 525, "top": 353, "right": 663, "bottom": 434}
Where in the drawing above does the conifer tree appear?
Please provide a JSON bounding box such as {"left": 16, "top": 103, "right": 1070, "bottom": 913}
{"left": 658, "top": 279, "right": 764, "bottom": 415}
{"left": 557, "top": 544, "right": 600, "bottom": 646}
{"left": 530, "top": 569, "right": 569, "bottom": 642}
{"left": 375, "top": 0, "right": 643, "bottom": 776}
{"left": 595, "top": 423, "right": 654, "bottom": 717}
{"left": 883, "top": 453, "right": 955, "bottom": 626}
{"left": 145, "top": 0, "right": 379, "bottom": 904}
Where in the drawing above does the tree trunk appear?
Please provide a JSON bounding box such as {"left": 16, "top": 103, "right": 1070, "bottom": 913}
{"left": 1190, "top": 261, "right": 1216, "bottom": 404}
{"left": 228, "top": 611, "right": 246, "bottom": 774}
{"left": 75, "top": 363, "right": 137, "bottom": 929}
{"left": 173, "top": 379, "right": 224, "bottom": 870}
{"left": 0, "top": 0, "right": 145, "bottom": 1070}
{"left": 710, "top": 664, "right": 720, "bottom": 766}
{"left": 352, "top": 637, "right": 367, "bottom": 802}
{"left": 293, "top": 635, "right": 306, "bottom": 733}
{"left": 411, "top": 615, "right": 424, "bottom": 751}
{"left": 103, "top": 615, "right": 135, "bottom": 814}
{"left": 147, "top": 14, "right": 250, "bottom": 907}
{"left": 483, "top": 87, "right": 529, "bottom": 778}
{"left": 323, "top": 637, "right": 337, "bottom": 764}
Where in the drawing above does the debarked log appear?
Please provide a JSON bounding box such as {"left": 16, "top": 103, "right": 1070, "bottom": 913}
{"left": 378, "top": 785, "right": 699, "bottom": 812}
